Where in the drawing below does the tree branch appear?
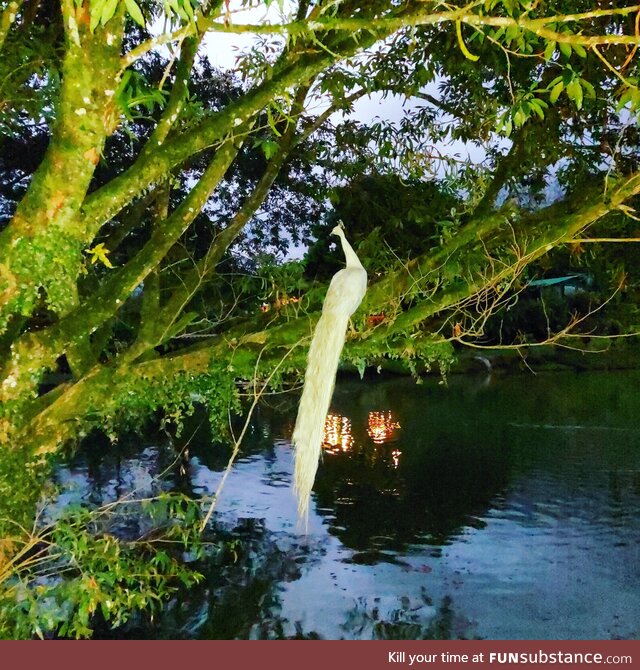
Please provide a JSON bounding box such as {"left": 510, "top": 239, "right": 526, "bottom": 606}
{"left": 0, "top": 0, "right": 23, "bottom": 51}
{"left": 80, "top": 21, "right": 395, "bottom": 256}
{"left": 157, "top": 5, "right": 640, "bottom": 45}
{"left": 0, "top": 127, "right": 249, "bottom": 417}
{"left": 0, "top": 14, "right": 125, "bottom": 325}
{"left": 364, "top": 171, "right": 640, "bottom": 341}
{"left": 21, "top": 170, "right": 640, "bottom": 456}
{"left": 124, "top": 84, "right": 321, "bottom": 360}
{"left": 130, "top": 83, "right": 364, "bottom": 359}
{"left": 473, "top": 124, "right": 529, "bottom": 216}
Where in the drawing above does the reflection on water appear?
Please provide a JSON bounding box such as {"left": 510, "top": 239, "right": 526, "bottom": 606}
{"left": 49, "top": 371, "right": 640, "bottom": 639}
{"left": 323, "top": 414, "right": 354, "bottom": 454}
{"left": 367, "top": 411, "right": 401, "bottom": 445}
{"left": 322, "top": 410, "right": 402, "bottom": 458}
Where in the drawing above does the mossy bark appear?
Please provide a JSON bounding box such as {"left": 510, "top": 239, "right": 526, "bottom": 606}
{"left": 0, "top": 11, "right": 124, "bottom": 327}
{"left": 0, "top": 81, "right": 317, "bottom": 434}
{"left": 125, "top": 86, "right": 313, "bottom": 361}
{"left": 0, "top": 130, "right": 246, "bottom": 429}
{"left": 77, "top": 20, "right": 398, "bottom": 245}
{"left": 0, "top": 5, "right": 429, "bottom": 447}
{"left": 0, "top": 0, "right": 23, "bottom": 51}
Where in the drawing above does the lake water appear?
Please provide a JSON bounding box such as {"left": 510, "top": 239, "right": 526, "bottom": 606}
{"left": 50, "top": 370, "right": 640, "bottom": 639}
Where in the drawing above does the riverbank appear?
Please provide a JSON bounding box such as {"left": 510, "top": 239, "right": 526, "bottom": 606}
{"left": 358, "top": 338, "right": 640, "bottom": 377}
{"left": 455, "top": 338, "right": 640, "bottom": 374}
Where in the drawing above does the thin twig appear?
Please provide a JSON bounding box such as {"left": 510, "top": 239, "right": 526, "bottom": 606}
{"left": 199, "top": 338, "right": 305, "bottom": 531}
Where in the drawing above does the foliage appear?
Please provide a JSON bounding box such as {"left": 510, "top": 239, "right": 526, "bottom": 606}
{"left": 98, "top": 361, "right": 242, "bottom": 440}
{"left": 304, "top": 174, "right": 459, "bottom": 280}
{"left": 0, "top": 496, "right": 206, "bottom": 639}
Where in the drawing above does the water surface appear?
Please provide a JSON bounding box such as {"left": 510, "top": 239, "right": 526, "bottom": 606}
{"left": 52, "top": 371, "right": 640, "bottom": 639}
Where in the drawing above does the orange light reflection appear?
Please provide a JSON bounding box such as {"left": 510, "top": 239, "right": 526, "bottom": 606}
{"left": 391, "top": 448, "right": 402, "bottom": 468}
{"left": 322, "top": 414, "right": 354, "bottom": 454}
{"left": 367, "top": 411, "right": 401, "bottom": 445}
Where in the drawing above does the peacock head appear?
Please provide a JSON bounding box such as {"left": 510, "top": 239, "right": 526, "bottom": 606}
{"left": 331, "top": 220, "right": 345, "bottom": 237}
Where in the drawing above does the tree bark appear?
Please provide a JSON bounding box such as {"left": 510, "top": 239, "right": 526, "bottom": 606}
{"left": 0, "top": 9, "right": 124, "bottom": 326}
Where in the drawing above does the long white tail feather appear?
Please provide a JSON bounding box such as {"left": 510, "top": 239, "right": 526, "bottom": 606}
{"left": 292, "top": 310, "right": 350, "bottom": 522}
{"left": 292, "top": 224, "right": 366, "bottom": 525}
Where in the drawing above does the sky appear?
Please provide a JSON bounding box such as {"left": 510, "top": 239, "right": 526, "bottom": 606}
{"left": 202, "top": 4, "right": 411, "bottom": 124}
{"left": 202, "top": 8, "right": 485, "bottom": 161}
{"left": 197, "top": 1, "right": 492, "bottom": 258}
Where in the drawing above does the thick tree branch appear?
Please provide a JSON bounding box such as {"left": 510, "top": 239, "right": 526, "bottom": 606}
{"left": 124, "top": 84, "right": 318, "bottom": 360}
{"left": 135, "top": 5, "right": 640, "bottom": 45}
{"left": 0, "top": 128, "right": 248, "bottom": 420}
{"left": 364, "top": 172, "right": 640, "bottom": 341}
{"left": 127, "top": 83, "right": 365, "bottom": 360}
{"left": 19, "top": 171, "right": 640, "bottom": 456}
{"left": 80, "top": 2, "right": 427, "bottom": 241}
{"left": 0, "top": 15, "right": 124, "bottom": 325}
{"left": 100, "top": 188, "right": 161, "bottom": 254}
{"left": 118, "top": 3, "right": 640, "bottom": 75}
{"left": 148, "top": 36, "right": 201, "bottom": 147}
{"left": 0, "top": 0, "right": 23, "bottom": 51}
{"left": 0, "top": 0, "right": 380, "bottom": 331}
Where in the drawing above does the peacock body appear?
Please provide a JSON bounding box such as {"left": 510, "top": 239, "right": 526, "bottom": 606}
{"left": 292, "top": 224, "right": 367, "bottom": 522}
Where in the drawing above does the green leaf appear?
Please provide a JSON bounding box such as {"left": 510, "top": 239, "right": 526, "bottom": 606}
{"left": 543, "top": 40, "right": 556, "bottom": 61}
{"left": 566, "top": 79, "right": 583, "bottom": 109}
{"left": 617, "top": 88, "right": 634, "bottom": 111}
{"left": 549, "top": 81, "right": 564, "bottom": 103}
{"left": 124, "top": 0, "right": 144, "bottom": 26}
{"left": 513, "top": 108, "right": 527, "bottom": 127}
{"left": 261, "top": 139, "right": 279, "bottom": 160}
{"left": 573, "top": 43, "right": 587, "bottom": 58}
{"left": 183, "top": 0, "right": 194, "bottom": 20}
{"left": 266, "top": 105, "right": 282, "bottom": 136}
{"left": 469, "top": 29, "right": 485, "bottom": 44}
{"left": 100, "top": 0, "right": 119, "bottom": 26}
{"left": 574, "top": 85, "right": 584, "bottom": 110}
{"left": 580, "top": 78, "right": 596, "bottom": 100}
{"left": 89, "top": 0, "right": 106, "bottom": 32}
{"left": 558, "top": 41, "right": 572, "bottom": 59}
{"left": 505, "top": 24, "right": 519, "bottom": 43}
{"left": 527, "top": 99, "right": 545, "bottom": 120}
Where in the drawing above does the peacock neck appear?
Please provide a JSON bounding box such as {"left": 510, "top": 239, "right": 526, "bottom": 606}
{"left": 336, "top": 230, "right": 364, "bottom": 269}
